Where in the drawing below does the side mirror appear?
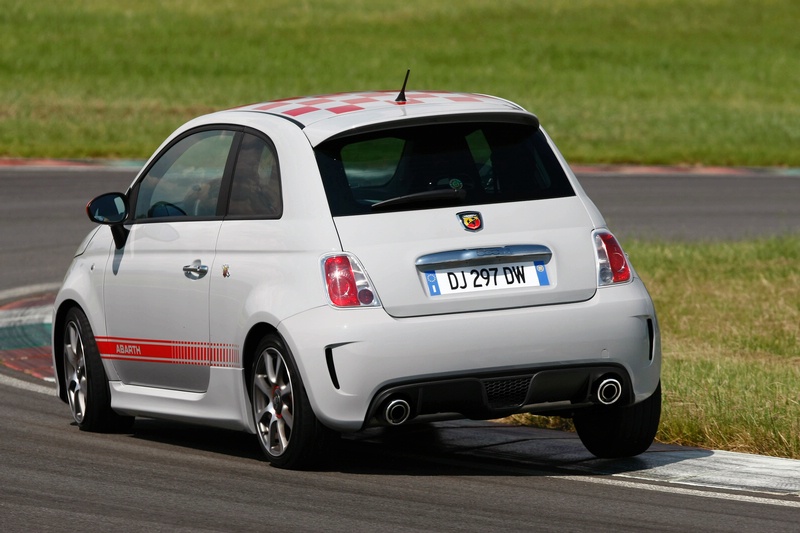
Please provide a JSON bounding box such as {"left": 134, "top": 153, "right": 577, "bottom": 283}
{"left": 87, "top": 192, "right": 128, "bottom": 224}
{"left": 86, "top": 192, "right": 129, "bottom": 248}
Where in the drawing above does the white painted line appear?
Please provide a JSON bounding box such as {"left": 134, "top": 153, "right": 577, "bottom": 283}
{"left": 611, "top": 449, "right": 800, "bottom": 496}
{"left": 0, "top": 372, "right": 54, "bottom": 396}
{"left": 0, "top": 304, "right": 53, "bottom": 327}
{"left": 0, "top": 283, "right": 61, "bottom": 302}
{"left": 560, "top": 474, "right": 800, "bottom": 509}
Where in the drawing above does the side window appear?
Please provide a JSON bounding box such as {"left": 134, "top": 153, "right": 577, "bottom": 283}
{"left": 227, "top": 133, "right": 282, "bottom": 218}
{"left": 134, "top": 130, "right": 235, "bottom": 220}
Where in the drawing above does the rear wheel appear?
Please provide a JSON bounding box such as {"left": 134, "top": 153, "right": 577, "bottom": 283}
{"left": 574, "top": 382, "right": 661, "bottom": 458}
{"left": 62, "top": 307, "right": 133, "bottom": 432}
{"left": 250, "top": 334, "right": 333, "bottom": 469}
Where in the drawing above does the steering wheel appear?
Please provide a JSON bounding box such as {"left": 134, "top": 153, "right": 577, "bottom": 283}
{"left": 148, "top": 201, "right": 187, "bottom": 218}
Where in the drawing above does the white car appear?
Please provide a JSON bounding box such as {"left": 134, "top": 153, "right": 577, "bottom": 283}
{"left": 52, "top": 87, "right": 661, "bottom": 469}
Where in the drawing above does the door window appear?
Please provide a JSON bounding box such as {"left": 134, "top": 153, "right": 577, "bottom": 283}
{"left": 134, "top": 130, "right": 236, "bottom": 220}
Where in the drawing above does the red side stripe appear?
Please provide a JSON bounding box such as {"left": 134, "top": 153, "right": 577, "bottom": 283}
{"left": 96, "top": 337, "right": 240, "bottom": 367}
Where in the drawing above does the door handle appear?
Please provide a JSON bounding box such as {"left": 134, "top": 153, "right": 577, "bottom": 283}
{"left": 183, "top": 261, "right": 209, "bottom": 278}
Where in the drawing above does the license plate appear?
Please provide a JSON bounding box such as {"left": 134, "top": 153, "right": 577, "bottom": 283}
{"left": 423, "top": 260, "right": 550, "bottom": 296}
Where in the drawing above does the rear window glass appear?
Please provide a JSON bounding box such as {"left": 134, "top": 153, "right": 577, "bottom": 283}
{"left": 314, "top": 122, "right": 574, "bottom": 216}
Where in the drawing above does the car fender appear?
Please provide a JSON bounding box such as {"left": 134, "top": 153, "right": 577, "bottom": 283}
{"left": 52, "top": 227, "right": 115, "bottom": 399}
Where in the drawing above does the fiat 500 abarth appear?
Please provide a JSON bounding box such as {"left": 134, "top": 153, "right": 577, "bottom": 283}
{"left": 52, "top": 89, "right": 661, "bottom": 469}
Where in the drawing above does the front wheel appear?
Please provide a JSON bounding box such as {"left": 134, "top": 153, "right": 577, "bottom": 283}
{"left": 250, "top": 334, "right": 333, "bottom": 469}
{"left": 574, "top": 382, "right": 661, "bottom": 458}
{"left": 62, "top": 307, "right": 134, "bottom": 432}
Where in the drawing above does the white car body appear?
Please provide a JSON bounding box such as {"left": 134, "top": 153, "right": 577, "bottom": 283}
{"left": 53, "top": 90, "right": 661, "bottom": 468}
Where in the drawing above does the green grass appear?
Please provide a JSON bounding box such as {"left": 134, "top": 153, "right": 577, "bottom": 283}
{"left": 2, "top": 0, "right": 800, "bottom": 164}
{"left": 631, "top": 237, "right": 800, "bottom": 457}
{"left": 511, "top": 236, "right": 800, "bottom": 459}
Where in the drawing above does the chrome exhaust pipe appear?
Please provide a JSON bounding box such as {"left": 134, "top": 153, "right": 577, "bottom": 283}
{"left": 595, "top": 377, "right": 623, "bottom": 406}
{"left": 383, "top": 398, "right": 411, "bottom": 426}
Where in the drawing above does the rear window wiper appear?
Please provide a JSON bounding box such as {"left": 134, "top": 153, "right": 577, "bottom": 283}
{"left": 371, "top": 189, "right": 467, "bottom": 212}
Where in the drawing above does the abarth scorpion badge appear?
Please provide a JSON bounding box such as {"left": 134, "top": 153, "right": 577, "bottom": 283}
{"left": 457, "top": 211, "right": 483, "bottom": 232}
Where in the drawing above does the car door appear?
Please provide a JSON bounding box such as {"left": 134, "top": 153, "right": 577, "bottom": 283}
{"left": 102, "top": 127, "right": 239, "bottom": 392}
{"left": 209, "top": 131, "right": 286, "bottom": 353}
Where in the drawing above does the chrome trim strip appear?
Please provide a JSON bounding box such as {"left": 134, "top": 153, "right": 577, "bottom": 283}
{"left": 415, "top": 245, "right": 552, "bottom": 270}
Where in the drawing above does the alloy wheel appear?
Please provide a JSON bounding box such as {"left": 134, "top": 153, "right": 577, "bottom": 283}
{"left": 64, "top": 320, "right": 88, "bottom": 424}
{"left": 253, "top": 346, "right": 295, "bottom": 457}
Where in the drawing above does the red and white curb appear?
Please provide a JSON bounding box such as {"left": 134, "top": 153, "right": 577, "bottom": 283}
{"left": 0, "top": 283, "right": 59, "bottom": 382}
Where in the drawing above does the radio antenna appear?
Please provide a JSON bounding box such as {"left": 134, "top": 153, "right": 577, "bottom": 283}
{"left": 395, "top": 69, "right": 411, "bottom": 103}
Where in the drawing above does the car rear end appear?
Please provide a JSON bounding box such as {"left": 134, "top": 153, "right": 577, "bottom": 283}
{"left": 272, "top": 96, "right": 660, "bottom": 434}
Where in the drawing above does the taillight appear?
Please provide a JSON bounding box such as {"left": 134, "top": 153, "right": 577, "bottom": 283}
{"left": 322, "top": 254, "right": 381, "bottom": 308}
{"left": 594, "top": 231, "right": 632, "bottom": 286}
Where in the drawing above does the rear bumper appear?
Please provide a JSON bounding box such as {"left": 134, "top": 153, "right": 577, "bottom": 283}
{"left": 366, "top": 363, "right": 635, "bottom": 424}
{"left": 278, "top": 278, "right": 660, "bottom": 432}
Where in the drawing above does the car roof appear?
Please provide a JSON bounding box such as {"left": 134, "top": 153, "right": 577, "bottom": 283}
{"left": 219, "top": 91, "right": 537, "bottom": 146}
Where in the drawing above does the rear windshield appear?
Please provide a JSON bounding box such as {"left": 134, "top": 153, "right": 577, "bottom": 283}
{"left": 314, "top": 121, "right": 574, "bottom": 216}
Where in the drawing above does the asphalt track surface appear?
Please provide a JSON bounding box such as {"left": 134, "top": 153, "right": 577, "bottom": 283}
{"left": 1, "top": 164, "right": 799, "bottom": 531}
{"left": 1, "top": 164, "right": 798, "bottom": 293}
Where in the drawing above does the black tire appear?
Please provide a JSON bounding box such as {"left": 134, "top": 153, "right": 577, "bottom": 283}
{"left": 62, "top": 307, "right": 134, "bottom": 432}
{"left": 574, "top": 382, "right": 661, "bottom": 458}
{"left": 250, "top": 334, "right": 334, "bottom": 469}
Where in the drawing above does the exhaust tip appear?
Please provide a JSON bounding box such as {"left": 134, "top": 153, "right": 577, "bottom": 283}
{"left": 383, "top": 398, "right": 411, "bottom": 426}
{"left": 595, "top": 377, "right": 623, "bottom": 406}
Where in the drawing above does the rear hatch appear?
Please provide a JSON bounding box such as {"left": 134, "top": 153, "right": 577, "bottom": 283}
{"left": 313, "top": 118, "right": 598, "bottom": 318}
{"left": 332, "top": 197, "right": 597, "bottom": 318}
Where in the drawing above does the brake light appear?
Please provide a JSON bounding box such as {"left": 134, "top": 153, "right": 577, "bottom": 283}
{"left": 322, "top": 254, "right": 381, "bottom": 308}
{"left": 594, "top": 231, "right": 632, "bottom": 285}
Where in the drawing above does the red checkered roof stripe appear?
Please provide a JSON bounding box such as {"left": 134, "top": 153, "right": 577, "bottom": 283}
{"left": 240, "top": 91, "right": 500, "bottom": 120}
